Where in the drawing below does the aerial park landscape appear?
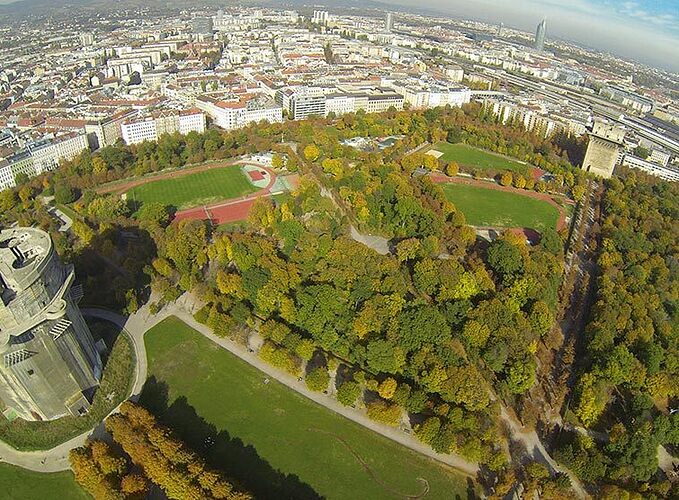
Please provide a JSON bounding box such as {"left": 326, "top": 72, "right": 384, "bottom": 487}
{"left": 0, "top": 2, "right": 677, "bottom": 500}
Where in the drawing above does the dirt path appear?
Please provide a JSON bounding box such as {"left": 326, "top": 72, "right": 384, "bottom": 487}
{"left": 431, "top": 173, "right": 572, "bottom": 231}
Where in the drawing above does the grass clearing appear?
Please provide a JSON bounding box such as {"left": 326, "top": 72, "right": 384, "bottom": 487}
{"left": 442, "top": 183, "right": 559, "bottom": 230}
{"left": 142, "top": 317, "right": 471, "bottom": 500}
{"left": 0, "top": 464, "right": 87, "bottom": 500}
{"left": 431, "top": 142, "right": 529, "bottom": 175}
{"left": 127, "top": 166, "right": 257, "bottom": 210}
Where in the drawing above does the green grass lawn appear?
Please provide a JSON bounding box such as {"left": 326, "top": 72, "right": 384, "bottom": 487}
{"left": 127, "top": 167, "right": 257, "bottom": 210}
{"left": 0, "top": 464, "right": 87, "bottom": 500}
{"left": 443, "top": 183, "right": 559, "bottom": 230}
{"left": 142, "top": 317, "right": 472, "bottom": 500}
{"left": 431, "top": 142, "right": 529, "bottom": 175}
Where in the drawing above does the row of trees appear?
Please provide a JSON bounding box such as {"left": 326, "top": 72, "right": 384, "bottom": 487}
{"left": 560, "top": 169, "right": 679, "bottom": 495}
{"left": 70, "top": 402, "right": 251, "bottom": 500}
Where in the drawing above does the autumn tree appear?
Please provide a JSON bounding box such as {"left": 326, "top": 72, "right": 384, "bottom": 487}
{"left": 445, "top": 161, "right": 459, "bottom": 177}
{"left": 303, "top": 144, "right": 321, "bottom": 162}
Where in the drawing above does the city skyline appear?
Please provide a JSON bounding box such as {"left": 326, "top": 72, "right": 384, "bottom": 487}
{"left": 380, "top": 0, "right": 679, "bottom": 72}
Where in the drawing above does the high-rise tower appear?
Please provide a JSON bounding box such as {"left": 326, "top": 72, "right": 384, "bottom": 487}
{"left": 0, "top": 228, "right": 102, "bottom": 421}
{"left": 535, "top": 19, "right": 547, "bottom": 51}
{"left": 385, "top": 12, "right": 394, "bottom": 33}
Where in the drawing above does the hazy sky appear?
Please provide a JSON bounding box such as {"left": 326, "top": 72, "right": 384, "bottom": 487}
{"left": 380, "top": 0, "right": 679, "bottom": 72}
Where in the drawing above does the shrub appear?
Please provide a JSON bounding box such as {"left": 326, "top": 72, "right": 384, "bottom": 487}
{"left": 366, "top": 400, "right": 402, "bottom": 426}
{"left": 305, "top": 367, "right": 330, "bottom": 392}
{"left": 337, "top": 380, "right": 362, "bottom": 407}
{"left": 193, "top": 305, "right": 210, "bottom": 324}
{"left": 259, "top": 342, "right": 301, "bottom": 376}
{"left": 54, "top": 184, "right": 76, "bottom": 204}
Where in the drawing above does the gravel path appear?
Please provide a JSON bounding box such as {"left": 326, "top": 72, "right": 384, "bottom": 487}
{"left": 0, "top": 296, "right": 479, "bottom": 478}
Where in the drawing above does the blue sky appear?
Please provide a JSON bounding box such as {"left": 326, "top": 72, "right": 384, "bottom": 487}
{"left": 385, "top": 0, "right": 679, "bottom": 72}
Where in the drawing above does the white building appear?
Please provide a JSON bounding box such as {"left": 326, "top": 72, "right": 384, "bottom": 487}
{"left": 196, "top": 94, "right": 283, "bottom": 131}
{"left": 622, "top": 155, "right": 679, "bottom": 182}
{"left": 28, "top": 133, "right": 90, "bottom": 174}
{"left": 312, "top": 10, "right": 330, "bottom": 24}
{"left": 0, "top": 133, "right": 90, "bottom": 191}
{"left": 0, "top": 152, "right": 35, "bottom": 191}
{"left": 385, "top": 79, "right": 471, "bottom": 110}
{"left": 649, "top": 149, "right": 671, "bottom": 167}
{"left": 120, "top": 109, "right": 206, "bottom": 145}
{"left": 277, "top": 85, "right": 404, "bottom": 120}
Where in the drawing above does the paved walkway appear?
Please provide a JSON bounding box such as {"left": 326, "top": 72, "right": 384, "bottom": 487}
{"left": 0, "top": 296, "right": 479, "bottom": 477}
{"left": 500, "top": 408, "right": 588, "bottom": 499}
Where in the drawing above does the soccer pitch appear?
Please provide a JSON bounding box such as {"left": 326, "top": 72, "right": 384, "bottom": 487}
{"left": 127, "top": 166, "right": 258, "bottom": 210}
{"left": 442, "top": 183, "right": 559, "bottom": 230}
{"left": 430, "top": 143, "right": 529, "bottom": 175}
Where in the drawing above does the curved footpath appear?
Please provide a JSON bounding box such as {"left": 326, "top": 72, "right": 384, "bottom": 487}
{"left": 0, "top": 309, "right": 148, "bottom": 473}
{"left": 0, "top": 296, "right": 479, "bottom": 477}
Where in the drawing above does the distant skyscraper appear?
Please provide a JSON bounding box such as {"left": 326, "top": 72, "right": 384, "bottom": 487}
{"left": 312, "top": 10, "right": 329, "bottom": 25}
{"left": 497, "top": 23, "right": 504, "bottom": 37}
{"left": 534, "top": 19, "right": 547, "bottom": 51}
{"left": 385, "top": 12, "right": 394, "bottom": 33}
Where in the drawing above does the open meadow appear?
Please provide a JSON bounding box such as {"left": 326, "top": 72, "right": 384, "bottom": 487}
{"left": 142, "top": 317, "right": 472, "bottom": 500}
{"left": 430, "top": 142, "right": 529, "bottom": 175}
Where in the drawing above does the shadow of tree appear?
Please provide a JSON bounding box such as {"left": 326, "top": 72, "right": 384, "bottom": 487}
{"left": 139, "top": 377, "right": 323, "bottom": 500}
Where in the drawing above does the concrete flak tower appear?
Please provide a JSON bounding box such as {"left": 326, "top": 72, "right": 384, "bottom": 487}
{"left": 582, "top": 121, "right": 626, "bottom": 178}
{"left": 0, "top": 227, "right": 102, "bottom": 421}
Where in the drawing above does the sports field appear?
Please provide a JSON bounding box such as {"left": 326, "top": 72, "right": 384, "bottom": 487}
{"left": 127, "top": 167, "right": 257, "bottom": 210}
{"left": 0, "top": 464, "right": 87, "bottom": 500}
{"left": 143, "top": 317, "right": 471, "bottom": 500}
{"left": 430, "top": 142, "right": 529, "bottom": 175}
{"left": 442, "top": 183, "right": 559, "bottom": 230}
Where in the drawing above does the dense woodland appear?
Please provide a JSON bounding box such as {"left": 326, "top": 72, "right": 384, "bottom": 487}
{"left": 0, "top": 105, "right": 676, "bottom": 497}
{"left": 555, "top": 170, "right": 679, "bottom": 497}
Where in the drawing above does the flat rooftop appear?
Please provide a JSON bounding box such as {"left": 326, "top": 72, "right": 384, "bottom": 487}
{"left": 0, "top": 227, "right": 52, "bottom": 289}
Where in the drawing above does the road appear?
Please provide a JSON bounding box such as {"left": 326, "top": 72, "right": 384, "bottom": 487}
{"left": 0, "top": 295, "right": 479, "bottom": 477}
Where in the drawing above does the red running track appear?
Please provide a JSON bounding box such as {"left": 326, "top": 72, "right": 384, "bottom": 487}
{"left": 174, "top": 164, "right": 276, "bottom": 225}
{"left": 430, "top": 173, "right": 572, "bottom": 232}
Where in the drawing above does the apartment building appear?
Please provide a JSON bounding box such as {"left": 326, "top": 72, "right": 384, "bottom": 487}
{"left": 120, "top": 109, "right": 206, "bottom": 145}
{"left": 28, "top": 133, "right": 89, "bottom": 174}
{"left": 622, "top": 155, "right": 679, "bottom": 182}
{"left": 196, "top": 93, "right": 283, "bottom": 130}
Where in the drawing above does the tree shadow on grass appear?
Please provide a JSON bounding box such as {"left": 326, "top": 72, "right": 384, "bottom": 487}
{"left": 139, "top": 376, "right": 323, "bottom": 500}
